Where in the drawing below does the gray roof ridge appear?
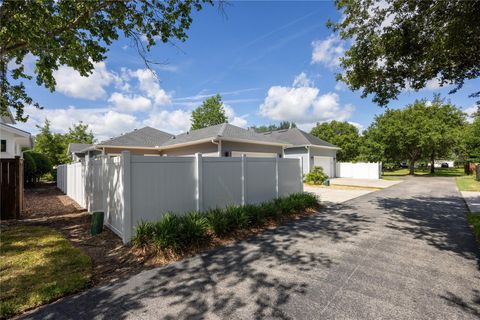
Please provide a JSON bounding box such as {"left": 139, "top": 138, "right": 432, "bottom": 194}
{"left": 217, "top": 122, "right": 228, "bottom": 137}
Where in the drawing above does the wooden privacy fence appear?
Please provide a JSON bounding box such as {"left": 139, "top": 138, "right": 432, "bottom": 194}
{"left": 1, "top": 156, "right": 24, "bottom": 219}
{"left": 57, "top": 152, "right": 303, "bottom": 243}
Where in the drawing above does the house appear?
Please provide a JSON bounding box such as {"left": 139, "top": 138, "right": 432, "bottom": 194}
{"left": 262, "top": 128, "right": 340, "bottom": 177}
{"left": 67, "top": 143, "right": 96, "bottom": 162}
{"left": 0, "top": 110, "right": 33, "bottom": 159}
{"left": 68, "top": 123, "right": 289, "bottom": 159}
{"left": 160, "top": 123, "right": 287, "bottom": 157}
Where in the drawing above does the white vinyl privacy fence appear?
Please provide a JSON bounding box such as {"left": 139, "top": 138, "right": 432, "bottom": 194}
{"left": 57, "top": 152, "right": 303, "bottom": 243}
{"left": 336, "top": 162, "right": 382, "bottom": 180}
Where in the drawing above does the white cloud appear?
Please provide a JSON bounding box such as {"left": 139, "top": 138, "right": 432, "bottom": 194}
{"left": 293, "top": 72, "right": 313, "bottom": 87}
{"left": 131, "top": 69, "right": 172, "bottom": 106}
{"left": 16, "top": 105, "right": 140, "bottom": 142}
{"left": 259, "top": 73, "right": 354, "bottom": 125}
{"left": 108, "top": 92, "right": 152, "bottom": 112}
{"left": 348, "top": 121, "right": 365, "bottom": 134}
{"left": 143, "top": 109, "right": 191, "bottom": 134}
{"left": 224, "top": 104, "right": 248, "bottom": 128}
{"left": 53, "top": 62, "right": 117, "bottom": 100}
{"left": 464, "top": 106, "right": 478, "bottom": 123}
{"left": 311, "top": 35, "right": 346, "bottom": 69}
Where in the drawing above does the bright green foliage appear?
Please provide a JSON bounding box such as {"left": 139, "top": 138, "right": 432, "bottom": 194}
{"left": 33, "top": 119, "right": 96, "bottom": 167}
{"left": 33, "top": 120, "right": 69, "bottom": 166}
{"left": 65, "top": 122, "right": 96, "bottom": 145}
{"left": 310, "top": 121, "right": 360, "bottom": 161}
{"left": 152, "top": 213, "right": 182, "bottom": 251}
{"left": 24, "top": 151, "right": 52, "bottom": 183}
{"left": 1, "top": 0, "right": 216, "bottom": 121}
{"left": 330, "top": 0, "right": 480, "bottom": 106}
{"left": 178, "top": 212, "right": 209, "bottom": 247}
{"left": 304, "top": 166, "right": 329, "bottom": 185}
{"left": 361, "top": 99, "right": 466, "bottom": 175}
{"left": 133, "top": 193, "right": 319, "bottom": 252}
{"left": 465, "top": 111, "right": 480, "bottom": 159}
{"left": 251, "top": 121, "right": 297, "bottom": 133}
{"left": 23, "top": 151, "right": 36, "bottom": 185}
{"left": 190, "top": 94, "right": 227, "bottom": 130}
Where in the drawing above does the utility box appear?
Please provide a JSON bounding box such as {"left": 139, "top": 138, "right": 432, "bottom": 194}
{"left": 90, "top": 211, "right": 104, "bottom": 236}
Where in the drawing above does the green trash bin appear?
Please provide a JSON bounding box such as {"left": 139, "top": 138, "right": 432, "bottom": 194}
{"left": 91, "top": 211, "right": 104, "bottom": 236}
{"left": 323, "top": 179, "right": 330, "bottom": 186}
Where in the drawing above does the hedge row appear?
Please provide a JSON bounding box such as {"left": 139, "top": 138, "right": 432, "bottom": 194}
{"left": 132, "top": 192, "right": 318, "bottom": 253}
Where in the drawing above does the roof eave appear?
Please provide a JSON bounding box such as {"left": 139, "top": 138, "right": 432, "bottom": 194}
{"left": 287, "top": 144, "right": 341, "bottom": 150}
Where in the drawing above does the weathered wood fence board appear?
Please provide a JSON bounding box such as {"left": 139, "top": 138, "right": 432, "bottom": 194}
{"left": 0, "top": 157, "right": 24, "bottom": 219}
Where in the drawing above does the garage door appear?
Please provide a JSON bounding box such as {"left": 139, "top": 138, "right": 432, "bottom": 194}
{"left": 313, "top": 156, "right": 334, "bottom": 177}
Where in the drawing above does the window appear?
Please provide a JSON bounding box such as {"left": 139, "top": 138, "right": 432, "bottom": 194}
{"left": 1, "top": 140, "right": 6, "bottom": 152}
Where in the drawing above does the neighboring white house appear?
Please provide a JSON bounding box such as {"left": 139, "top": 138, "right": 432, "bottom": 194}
{"left": 262, "top": 128, "right": 340, "bottom": 178}
{"left": 0, "top": 110, "right": 33, "bottom": 159}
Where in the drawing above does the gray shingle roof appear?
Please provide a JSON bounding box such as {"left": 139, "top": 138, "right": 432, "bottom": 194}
{"left": 262, "top": 128, "right": 339, "bottom": 148}
{"left": 98, "top": 126, "right": 173, "bottom": 147}
{"left": 67, "top": 143, "right": 93, "bottom": 154}
{"left": 162, "top": 123, "right": 288, "bottom": 147}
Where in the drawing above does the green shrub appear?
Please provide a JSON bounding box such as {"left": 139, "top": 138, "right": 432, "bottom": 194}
{"left": 224, "top": 205, "right": 251, "bottom": 229}
{"left": 133, "top": 192, "right": 320, "bottom": 249}
{"left": 24, "top": 151, "right": 52, "bottom": 183}
{"left": 23, "top": 152, "right": 36, "bottom": 185}
{"left": 132, "top": 221, "right": 155, "bottom": 247}
{"left": 304, "top": 166, "right": 328, "bottom": 185}
{"left": 153, "top": 213, "right": 181, "bottom": 251}
{"left": 243, "top": 203, "right": 266, "bottom": 226}
{"left": 178, "top": 212, "right": 209, "bottom": 247}
{"left": 206, "top": 208, "right": 230, "bottom": 236}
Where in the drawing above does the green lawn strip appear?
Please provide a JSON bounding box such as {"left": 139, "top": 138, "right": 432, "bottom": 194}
{"left": 0, "top": 226, "right": 91, "bottom": 318}
{"left": 456, "top": 175, "right": 480, "bottom": 192}
{"left": 467, "top": 213, "right": 480, "bottom": 240}
{"left": 382, "top": 167, "right": 466, "bottom": 177}
{"left": 381, "top": 176, "right": 403, "bottom": 181}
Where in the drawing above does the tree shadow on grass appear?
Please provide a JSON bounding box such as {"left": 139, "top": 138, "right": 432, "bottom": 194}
{"left": 19, "top": 204, "right": 374, "bottom": 320}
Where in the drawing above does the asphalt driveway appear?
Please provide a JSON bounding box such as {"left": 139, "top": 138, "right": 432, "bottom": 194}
{"left": 21, "top": 177, "right": 480, "bottom": 319}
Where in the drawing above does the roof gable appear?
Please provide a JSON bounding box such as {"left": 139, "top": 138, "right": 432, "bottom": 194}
{"left": 262, "top": 128, "right": 338, "bottom": 148}
{"left": 98, "top": 126, "right": 173, "bottom": 148}
{"left": 162, "top": 123, "right": 288, "bottom": 147}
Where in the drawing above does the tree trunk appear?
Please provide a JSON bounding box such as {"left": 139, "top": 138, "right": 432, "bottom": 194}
{"left": 430, "top": 151, "right": 435, "bottom": 174}
{"left": 409, "top": 160, "right": 415, "bottom": 175}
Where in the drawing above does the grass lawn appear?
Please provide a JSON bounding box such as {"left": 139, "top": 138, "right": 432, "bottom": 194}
{"left": 382, "top": 167, "right": 465, "bottom": 177}
{"left": 456, "top": 175, "right": 480, "bottom": 192}
{"left": 0, "top": 226, "right": 91, "bottom": 318}
{"left": 467, "top": 213, "right": 480, "bottom": 240}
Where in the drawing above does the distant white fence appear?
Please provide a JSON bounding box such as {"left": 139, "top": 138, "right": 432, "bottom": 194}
{"left": 57, "top": 152, "right": 303, "bottom": 243}
{"left": 336, "top": 162, "right": 382, "bottom": 180}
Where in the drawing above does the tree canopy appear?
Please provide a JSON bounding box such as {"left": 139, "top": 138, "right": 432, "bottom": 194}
{"left": 310, "top": 121, "right": 360, "bottom": 162}
{"left": 360, "top": 98, "right": 466, "bottom": 174}
{"left": 1, "top": 0, "right": 216, "bottom": 121}
{"left": 190, "top": 94, "right": 227, "bottom": 130}
{"left": 33, "top": 119, "right": 96, "bottom": 166}
{"left": 331, "top": 0, "right": 480, "bottom": 106}
{"left": 251, "top": 121, "right": 296, "bottom": 133}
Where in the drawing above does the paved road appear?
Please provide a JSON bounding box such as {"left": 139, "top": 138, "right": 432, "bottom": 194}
{"left": 22, "top": 177, "right": 480, "bottom": 320}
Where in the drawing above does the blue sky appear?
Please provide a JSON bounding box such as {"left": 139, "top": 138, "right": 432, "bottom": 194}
{"left": 16, "top": 1, "right": 479, "bottom": 141}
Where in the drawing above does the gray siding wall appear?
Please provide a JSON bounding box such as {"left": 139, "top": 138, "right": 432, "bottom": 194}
{"left": 160, "top": 141, "right": 219, "bottom": 156}
{"left": 221, "top": 141, "right": 283, "bottom": 156}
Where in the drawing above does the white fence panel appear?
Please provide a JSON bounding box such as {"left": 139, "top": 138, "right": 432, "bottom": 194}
{"left": 246, "top": 158, "right": 277, "bottom": 204}
{"left": 278, "top": 158, "right": 302, "bottom": 197}
{"left": 202, "top": 157, "right": 243, "bottom": 209}
{"left": 104, "top": 156, "right": 125, "bottom": 239}
{"left": 130, "top": 156, "right": 197, "bottom": 228}
{"left": 85, "top": 157, "right": 103, "bottom": 212}
{"left": 336, "top": 162, "right": 381, "bottom": 179}
{"left": 57, "top": 152, "right": 302, "bottom": 244}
